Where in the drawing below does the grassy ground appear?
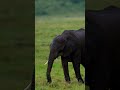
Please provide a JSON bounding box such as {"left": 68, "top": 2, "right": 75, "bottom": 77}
{"left": 35, "top": 16, "right": 85, "bottom": 90}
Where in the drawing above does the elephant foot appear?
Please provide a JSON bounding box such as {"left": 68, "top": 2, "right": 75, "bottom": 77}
{"left": 78, "top": 78, "right": 84, "bottom": 83}
{"left": 47, "top": 77, "right": 52, "bottom": 83}
{"left": 65, "top": 78, "right": 71, "bottom": 83}
{"left": 47, "top": 80, "right": 52, "bottom": 83}
{"left": 66, "top": 80, "right": 71, "bottom": 84}
{"left": 47, "top": 75, "right": 52, "bottom": 83}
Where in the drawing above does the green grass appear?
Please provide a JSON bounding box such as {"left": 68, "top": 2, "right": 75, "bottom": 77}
{"left": 35, "top": 16, "right": 85, "bottom": 90}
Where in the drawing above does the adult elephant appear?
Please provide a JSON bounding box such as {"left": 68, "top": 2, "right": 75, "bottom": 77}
{"left": 46, "top": 28, "right": 85, "bottom": 83}
{"left": 85, "top": 6, "right": 120, "bottom": 90}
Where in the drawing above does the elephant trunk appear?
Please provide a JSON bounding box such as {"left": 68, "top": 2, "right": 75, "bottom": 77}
{"left": 46, "top": 52, "right": 57, "bottom": 83}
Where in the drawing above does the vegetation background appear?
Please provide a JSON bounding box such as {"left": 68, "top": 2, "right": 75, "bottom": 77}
{"left": 35, "top": 0, "right": 85, "bottom": 16}
{"left": 35, "top": 0, "right": 85, "bottom": 90}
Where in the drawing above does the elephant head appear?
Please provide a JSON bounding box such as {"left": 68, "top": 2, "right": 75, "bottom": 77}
{"left": 46, "top": 34, "right": 72, "bottom": 83}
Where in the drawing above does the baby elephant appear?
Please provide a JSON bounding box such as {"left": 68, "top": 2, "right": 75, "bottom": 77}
{"left": 46, "top": 28, "right": 85, "bottom": 83}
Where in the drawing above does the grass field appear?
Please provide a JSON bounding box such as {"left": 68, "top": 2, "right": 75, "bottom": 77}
{"left": 35, "top": 16, "right": 85, "bottom": 90}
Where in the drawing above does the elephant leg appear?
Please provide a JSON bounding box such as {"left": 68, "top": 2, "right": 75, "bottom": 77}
{"left": 72, "top": 61, "right": 84, "bottom": 83}
{"left": 61, "top": 56, "right": 70, "bottom": 83}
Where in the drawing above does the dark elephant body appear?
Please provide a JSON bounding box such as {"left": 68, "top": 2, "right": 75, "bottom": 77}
{"left": 46, "top": 28, "right": 85, "bottom": 83}
{"left": 86, "top": 6, "right": 120, "bottom": 90}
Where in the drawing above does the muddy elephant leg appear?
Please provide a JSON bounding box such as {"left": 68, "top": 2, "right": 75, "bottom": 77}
{"left": 61, "top": 56, "right": 70, "bottom": 83}
{"left": 72, "top": 60, "right": 84, "bottom": 83}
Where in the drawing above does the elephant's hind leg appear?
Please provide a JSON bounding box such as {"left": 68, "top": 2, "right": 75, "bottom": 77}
{"left": 72, "top": 60, "right": 84, "bottom": 83}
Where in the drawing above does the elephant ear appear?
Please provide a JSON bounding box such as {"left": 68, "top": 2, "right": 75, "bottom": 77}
{"left": 62, "top": 40, "right": 73, "bottom": 57}
{"left": 56, "top": 35, "right": 73, "bottom": 57}
{"left": 56, "top": 35, "right": 67, "bottom": 44}
{"left": 54, "top": 35, "right": 67, "bottom": 49}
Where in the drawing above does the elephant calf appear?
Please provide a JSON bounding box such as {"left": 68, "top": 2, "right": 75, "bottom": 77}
{"left": 46, "top": 28, "right": 85, "bottom": 83}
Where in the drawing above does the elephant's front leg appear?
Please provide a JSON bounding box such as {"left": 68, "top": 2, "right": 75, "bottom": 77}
{"left": 72, "top": 60, "right": 84, "bottom": 83}
{"left": 61, "top": 56, "right": 70, "bottom": 83}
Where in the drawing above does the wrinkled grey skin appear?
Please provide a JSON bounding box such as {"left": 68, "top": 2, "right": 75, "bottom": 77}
{"left": 46, "top": 28, "right": 85, "bottom": 83}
